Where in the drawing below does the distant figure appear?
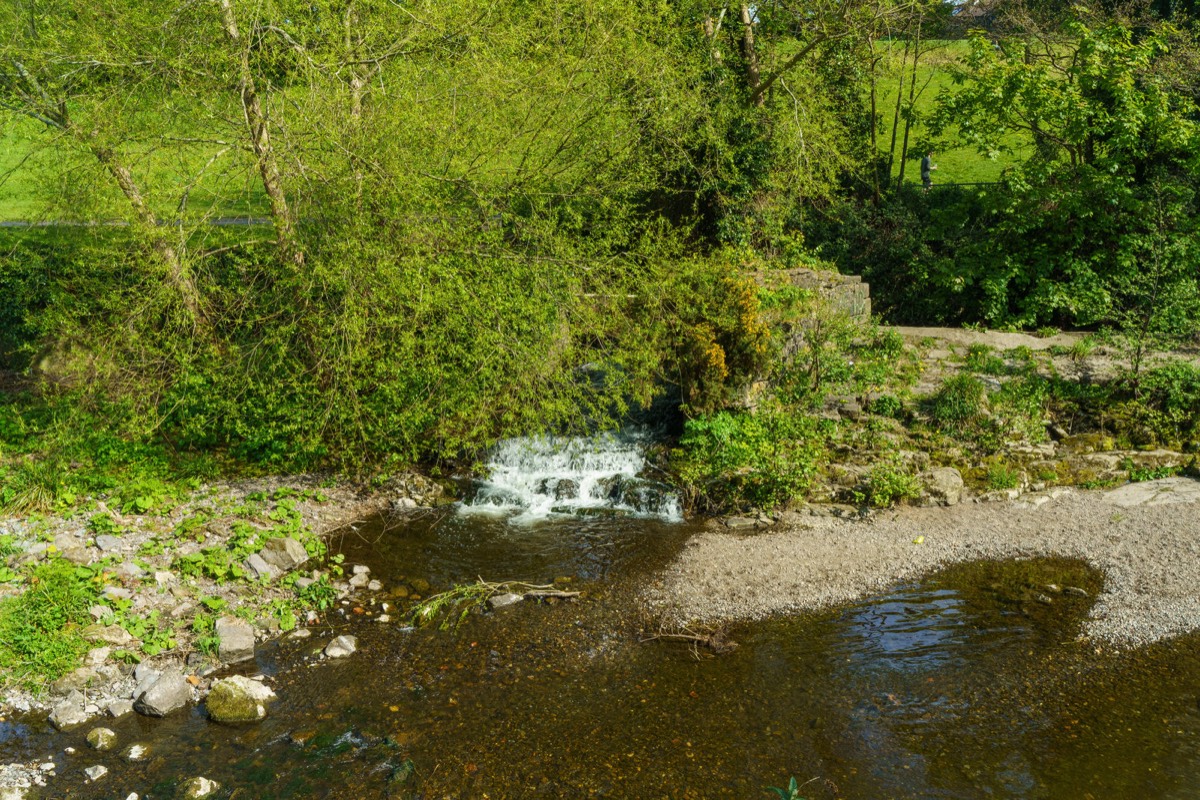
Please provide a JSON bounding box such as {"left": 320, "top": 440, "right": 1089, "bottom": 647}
{"left": 921, "top": 151, "right": 937, "bottom": 191}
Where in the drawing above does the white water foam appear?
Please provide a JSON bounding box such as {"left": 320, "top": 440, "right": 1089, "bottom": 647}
{"left": 459, "top": 432, "right": 682, "bottom": 523}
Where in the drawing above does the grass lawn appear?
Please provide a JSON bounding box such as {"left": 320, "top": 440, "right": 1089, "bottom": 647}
{"left": 0, "top": 115, "right": 269, "bottom": 223}
{"left": 872, "top": 38, "right": 1030, "bottom": 187}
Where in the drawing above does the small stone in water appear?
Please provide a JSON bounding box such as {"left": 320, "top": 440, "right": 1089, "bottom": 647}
{"left": 83, "top": 765, "right": 107, "bottom": 781}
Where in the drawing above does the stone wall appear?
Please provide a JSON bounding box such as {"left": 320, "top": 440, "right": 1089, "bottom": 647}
{"left": 755, "top": 267, "right": 872, "bottom": 322}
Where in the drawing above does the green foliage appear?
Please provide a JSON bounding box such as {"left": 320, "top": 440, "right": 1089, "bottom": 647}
{"left": 295, "top": 575, "right": 337, "bottom": 611}
{"left": 855, "top": 458, "right": 923, "bottom": 507}
{"left": 985, "top": 463, "right": 1022, "bottom": 491}
{"left": 929, "top": 375, "right": 987, "bottom": 431}
{"left": 964, "top": 344, "right": 1005, "bottom": 376}
{"left": 673, "top": 410, "right": 827, "bottom": 512}
{"left": 766, "top": 776, "right": 808, "bottom": 800}
{"left": 869, "top": 394, "right": 904, "bottom": 418}
{"left": 0, "top": 559, "right": 99, "bottom": 684}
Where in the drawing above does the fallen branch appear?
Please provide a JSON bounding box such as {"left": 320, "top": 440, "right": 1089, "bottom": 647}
{"left": 640, "top": 624, "right": 739, "bottom": 656}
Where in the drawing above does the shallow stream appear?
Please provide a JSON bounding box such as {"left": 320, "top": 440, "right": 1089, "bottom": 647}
{"left": 6, "top": 436, "right": 1200, "bottom": 798}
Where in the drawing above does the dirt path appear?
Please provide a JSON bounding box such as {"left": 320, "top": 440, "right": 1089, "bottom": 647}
{"left": 645, "top": 477, "right": 1200, "bottom": 649}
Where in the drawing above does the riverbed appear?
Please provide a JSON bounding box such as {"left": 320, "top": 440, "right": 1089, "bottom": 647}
{"left": 7, "top": 501, "right": 1200, "bottom": 799}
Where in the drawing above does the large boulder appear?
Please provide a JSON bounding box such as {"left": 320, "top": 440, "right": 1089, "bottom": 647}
{"left": 920, "top": 468, "right": 965, "bottom": 507}
{"left": 206, "top": 676, "right": 277, "bottom": 723}
{"left": 133, "top": 669, "right": 192, "bottom": 717}
{"left": 260, "top": 537, "right": 308, "bottom": 572}
{"left": 215, "top": 617, "right": 255, "bottom": 664}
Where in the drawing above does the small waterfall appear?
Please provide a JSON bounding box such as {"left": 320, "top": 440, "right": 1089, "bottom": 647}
{"left": 459, "top": 432, "right": 682, "bottom": 522}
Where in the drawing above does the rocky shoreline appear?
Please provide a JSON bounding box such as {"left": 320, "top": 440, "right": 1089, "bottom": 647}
{"left": 0, "top": 473, "right": 449, "bottom": 798}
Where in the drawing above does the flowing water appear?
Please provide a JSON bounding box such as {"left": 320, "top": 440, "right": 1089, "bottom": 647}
{"left": 8, "top": 438, "right": 1200, "bottom": 798}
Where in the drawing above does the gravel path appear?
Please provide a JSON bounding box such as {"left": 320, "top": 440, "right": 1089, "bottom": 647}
{"left": 646, "top": 477, "right": 1200, "bottom": 649}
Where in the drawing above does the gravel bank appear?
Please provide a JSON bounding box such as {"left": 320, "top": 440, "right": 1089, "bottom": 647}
{"left": 646, "top": 477, "right": 1200, "bottom": 649}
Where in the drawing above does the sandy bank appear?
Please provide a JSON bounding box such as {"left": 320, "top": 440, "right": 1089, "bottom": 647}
{"left": 646, "top": 477, "right": 1200, "bottom": 648}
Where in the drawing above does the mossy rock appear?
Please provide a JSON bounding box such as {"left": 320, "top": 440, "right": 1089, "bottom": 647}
{"left": 206, "top": 676, "right": 276, "bottom": 724}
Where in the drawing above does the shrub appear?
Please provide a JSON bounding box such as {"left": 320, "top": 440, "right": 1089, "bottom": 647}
{"left": 985, "top": 463, "right": 1022, "bottom": 490}
{"left": 856, "top": 458, "right": 923, "bottom": 508}
{"left": 929, "top": 375, "right": 987, "bottom": 430}
{"left": 672, "top": 410, "right": 827, "bottom": 512}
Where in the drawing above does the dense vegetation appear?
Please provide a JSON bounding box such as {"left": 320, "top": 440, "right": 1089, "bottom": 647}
{"left": 1, "top": 0, "right": 1198, "bottom": 487}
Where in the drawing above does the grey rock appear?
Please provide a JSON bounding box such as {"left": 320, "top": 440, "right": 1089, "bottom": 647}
{"left": 722, "top": 517, "right": 758, "bottom": 530}
{"left": 920, "top": 468, "right": 965, "bottom": 507}
{"left": 1064, "top": 586, "right": 1090, "bottom": 598}
{"left": 215, "top": 616, "right": 255, "bottom": 664}
{"left": 53, "top": 533, "right": 79, "bottom": 552}
{"left": 323, "top": 635, "right": 357, "bottom": 659}
{"left": 83, "top": 624, "right": 130, "bottom": 646}
{"left": 48, "top": 692, "right": 89, "bottom": 730}
{"left": 95, "top": 535, "right": 123, "bottom": 552}
{"left": 51, "top": 667, "right": 98, "bottom": 695}
{"left": 348, "top": 572, "right": 370, "bottom": 589}
{"left": 351, "top": 564, "right": 370, "bottom": 576}
{"left": 83, "top": 764, "right": 108, "bottom": 781}
{"left": 293, "top": 577, "right": 315, "bottom": 590}
{"left": 245, "top": 553, "right": 277, "bottom": 582}
{"left": 84, "top": 647, "right": 111, "bottom": 667}
{"left": 86, "top": 727, "right": 117, "bottom": 751}
{"left": 62, "top": 547, "right": 93, "bottom": 565}
{"left": 367, "top": 579, "right": 383, "bottom": 592}
{"left": 107, "top": 700, "right": 135, "bottom": 718}
{"left": 488, "top": 593, "right": 523, "bottom": 610}
{"left": 102, "top": 585, "right": 133, "bottom": 602}
{"left": 88, "top": 605, "right": 113, "bottom": 622}
{"left": 133, "top": 669, "right": 191, "bottom": 717}
{"left": 169, "top": 602, "right": 195, "bottom": 620}
{"left": 260, "top": 537, "right": 308, "bottom": 572}
{"left": 116, "top": 561, "right": 145, "bottom": 580}
{"left": 153, "top": 571, "right": 176, "bottom": 587}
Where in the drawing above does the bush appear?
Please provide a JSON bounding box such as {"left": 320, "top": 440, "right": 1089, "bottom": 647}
{"left": 856, "top": 459, "right": 923, "bottom": 508}
{"left": 929, "top": 375, "right": 987, "bottom": 430}
{"left": 672, "top": 410, "right": 826, "bottom": 512}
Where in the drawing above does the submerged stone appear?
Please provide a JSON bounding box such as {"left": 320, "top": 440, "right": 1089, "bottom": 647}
{"left": 178, "top": 776, "right": 220, "bottom": 799}
{"left": 86, "top": 727, "right": 117, "bottom": 751}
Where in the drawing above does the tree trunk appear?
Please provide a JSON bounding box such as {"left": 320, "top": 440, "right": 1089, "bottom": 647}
{"left": 886, "top": 37, "right": 910, "bottom": 182}
{"left": 218, "top": 0, "right": 304, "bottom": 267}
{"left": 740, "top": 5, "right": 762, "bottom": 106}
{"left": 896, "top": 20, "right": 922, "bottom": 191}
{"left": 90, "top": 144, "right": 204, "bottom": 322}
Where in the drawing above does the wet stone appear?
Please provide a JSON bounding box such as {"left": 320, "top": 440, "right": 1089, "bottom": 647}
{"left": 83, "top": 765, "right": 108, "bottom": 782}
{"left": 48, "top": 692, "right": 89, "bottom": 731}
{"left": 178, "top": 776, "right": 221, "bottom": 799}
{"left": 86, "top": 727, "right": 117, "bottom": 752}
{"left": 107, "top": 700, "right": 135, "bottom": 718}
{"left": 122, "top": 744, "right": 148, "bottom": 762}
{"left": 324, "top": 635, "right": 357, "bottom": 659}
{"left": 489, "top": 593, "right": 523, "bottom": 610}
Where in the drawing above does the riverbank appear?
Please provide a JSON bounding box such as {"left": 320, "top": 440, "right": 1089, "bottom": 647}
{"left": 646, "top": 476, "right": 1200, "bottom": 649}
